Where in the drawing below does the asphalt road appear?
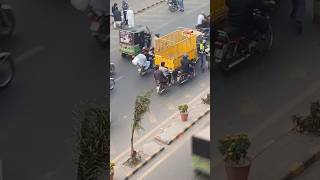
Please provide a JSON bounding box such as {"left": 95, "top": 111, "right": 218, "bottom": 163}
{"left": 110, "top": 0, "right": 210, "bottom": 160}
{"left": 135, "top": 114, "right": 210, "bottom": 180}
{"left": 0, "top": 1, "right": 106, "bottom": 180}
{"left": 213, "top": 0, "right": 320, "bottom": 173}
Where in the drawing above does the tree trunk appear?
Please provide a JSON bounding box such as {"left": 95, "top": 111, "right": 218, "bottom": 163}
{"left": 130, "top": 125, "right": 136, "bottom": 159}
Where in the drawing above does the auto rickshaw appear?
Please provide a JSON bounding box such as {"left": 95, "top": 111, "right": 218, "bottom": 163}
{"left": 119, "top": 25, "right": 152, "bottom": 58}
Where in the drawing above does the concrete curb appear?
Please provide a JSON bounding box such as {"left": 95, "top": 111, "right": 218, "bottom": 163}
{"left": 282, "top": 148, "right": 320, "bottom": 180}
{"left": 166, "top": 108, "right": 210, "bottom": 145}
{"left": 124, "top": 147, "right": 165, "bottom": 180}
{"left": 110, "top": 0, "right": 166, "bottom": 26}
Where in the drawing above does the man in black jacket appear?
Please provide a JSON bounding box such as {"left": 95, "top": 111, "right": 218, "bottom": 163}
{"left": 113, "top": 7, "right": 122, "bottom": 28}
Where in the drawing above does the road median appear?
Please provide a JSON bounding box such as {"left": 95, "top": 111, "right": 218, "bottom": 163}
{"left": 113, "top": 90, "right": 210, "bottom": 179}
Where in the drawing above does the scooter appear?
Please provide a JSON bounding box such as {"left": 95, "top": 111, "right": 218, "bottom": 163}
{"left": 0, "top": 3, "right": 15, "bottom": 38}
{"left": 87, "top": 6, "right": 108, "bottom": 47}
{"left": 0, "top": 51, "right": 14, "bottom": 88}
{"left": 176, "top": 62, "right": 196, "bottom": 85}
{"left": 168, "top": 0, "right": 179, "bottom": 12}
{"left": 137, "top": 64, "right": 153, "bottom": 76}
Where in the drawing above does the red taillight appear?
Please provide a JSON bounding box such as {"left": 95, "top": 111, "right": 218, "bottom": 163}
{"left": 214, "top": 41, "right": 224, "bottom": 49}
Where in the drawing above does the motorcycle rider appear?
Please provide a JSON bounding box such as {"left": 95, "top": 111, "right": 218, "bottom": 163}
{"left": 180, "top": 53, "right": 192, "bottom": 74}
{"left": 197, "top": 12, "right": 205, "bottom": 26}
{"left": 132, "top": 53, "right": 151, "bottom": 71}
{"left": 154, "top": 65, "right": 168, "bottom": 85}
{"left": 159, "top": 62, "right": 172, "bottom": 85}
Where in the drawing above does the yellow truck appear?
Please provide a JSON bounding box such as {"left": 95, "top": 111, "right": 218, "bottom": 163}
{"left": 154, "top": 28, "right": 202, "bottom": 71}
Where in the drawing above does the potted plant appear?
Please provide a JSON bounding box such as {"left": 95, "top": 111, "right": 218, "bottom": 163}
{"left": 73, "top": 101, "right": 109, "bottom": 180}
{"left": 110, "top": 161, "right": 115, "bottom": 180}
{"left": 178, "top": 104, "right": 189, "bottom": 121}
{"left": 218, "top": 133, "right": 251, "bottom": 180}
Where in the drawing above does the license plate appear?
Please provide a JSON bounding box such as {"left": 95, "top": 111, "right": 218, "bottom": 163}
{"left": 90, "top": 22, "right": 100, "bottom": 31}
{"left": 214, "top": 49, "right": 223, "bottom": 59}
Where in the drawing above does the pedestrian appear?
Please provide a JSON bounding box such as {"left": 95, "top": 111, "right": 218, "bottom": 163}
{"left": 127, "top": 7, "right": 135, "bottom": 28}
{"left": 113, "top": 7, "right": 122, "bottom": 29}
{"left": 112, "top": 3, "right": 118, "bottom": 16}
{"left": 178, "top": 0, "right": 184, "bottom": 12}
{"left": 199, "top": 39, "right": 207, "bottom": 72}
{"left": 122, "top": 0, "right": 129, "bottom": 25}
{"left": 290, "top": 0, "right": 306, "bottom": 35}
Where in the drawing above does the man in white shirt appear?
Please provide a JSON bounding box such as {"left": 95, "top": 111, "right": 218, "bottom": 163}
{"left": 127, "top": 7, "right": 135, "bottom": 28}
{"left": 197, "top": 12, "right": 205, "bottom": 25}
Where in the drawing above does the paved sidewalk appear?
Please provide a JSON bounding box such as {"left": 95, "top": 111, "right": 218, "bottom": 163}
{"left": 112, "top": 90, "right": 210, "bottom": 180}
{"left": 212, "top": 85, "right": 320, "bottom": 180}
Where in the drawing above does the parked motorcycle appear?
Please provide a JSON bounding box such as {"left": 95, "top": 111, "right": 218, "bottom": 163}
{"left": 176, "top": 61, "right": 197, "bottom": 85}
{"left": 0, "top": 3, "right": 15, "bottom": 38}
{"left": 0, "top": 51, "right": 14, "bottom": 88}
{"left": 87, "top": 6, "right": 108, "bottom": 47}
{"left": 213, "top": 1, "right": 275, "bottom": 72}
{"left": 168, "top": 0, "right": 179, "bottom": 12}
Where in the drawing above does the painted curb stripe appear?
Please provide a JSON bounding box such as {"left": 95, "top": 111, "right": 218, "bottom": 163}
{"left": 125, "top": 147, "right": 165, "bottom": 179}
{"left": 282, "top": 149, "right": 320, "bottom": 180}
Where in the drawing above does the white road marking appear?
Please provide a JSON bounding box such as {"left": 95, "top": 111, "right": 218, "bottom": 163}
{"left": 112, "top": 87, "right": 209, "bottom": 162}
{"left": 15, "top": 46, "right": 45, "bottom": 64}
{"left": 114, "top": 75, "right": 125, "bottom": 82}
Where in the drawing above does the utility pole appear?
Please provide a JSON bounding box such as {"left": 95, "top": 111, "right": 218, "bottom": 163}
{"left": 314, "top": 0, "right": 320, "bottom": 24}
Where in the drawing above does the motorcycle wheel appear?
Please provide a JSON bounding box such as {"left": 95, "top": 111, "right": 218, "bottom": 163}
{"left": 258, "top": 23, "right": 273, "bottom": 54}
{"left": 219, "top": 47, "right": 233, "bottom": 72}
{"left": 0, "top": 9, "right": 15, "bottom": 38}
{"left": 0, "top": 55, "right": 15, "bottom": 88}
{"left": 168, "top": 6, "right": 177, "bottom": 12}
{"left": 110, "top": 78, "right": 115, "bottom": 90}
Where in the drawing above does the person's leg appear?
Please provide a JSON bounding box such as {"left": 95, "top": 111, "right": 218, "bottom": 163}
{"left": 180, "top": 0, "right": 184, "bottom": 11}
{"left": 200, "top": 54, "right": 205, "bottom": 71}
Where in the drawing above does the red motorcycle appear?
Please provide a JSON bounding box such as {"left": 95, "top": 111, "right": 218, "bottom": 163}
{"left": 214, "top": 1, "right": 275, "bottom": 72}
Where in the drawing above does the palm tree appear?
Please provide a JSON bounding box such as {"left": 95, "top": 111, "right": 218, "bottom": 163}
{"left": 130, "top": 90, "right": 152, "bottom": 160}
